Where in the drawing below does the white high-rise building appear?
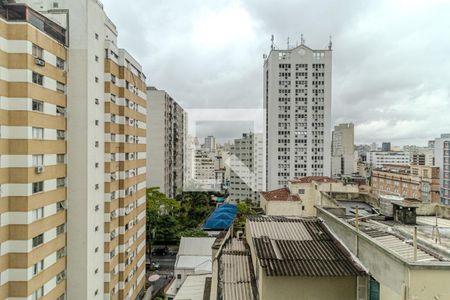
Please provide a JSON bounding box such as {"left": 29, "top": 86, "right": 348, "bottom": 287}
{"left": 264, "top": 40, "right": 332, "bottom": 190}
{"left": 366, "top": 151, "right": 410, "bottom": 168}
{"left": 331, "top": 123, "right": 356, "bottom": 176}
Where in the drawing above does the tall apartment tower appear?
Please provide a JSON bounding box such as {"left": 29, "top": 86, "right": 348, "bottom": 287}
{"left": 11, "top": 1, "right": 147, "bottom": 299}
{"left": 203, "top": 135, "right": 216, "bottom": 153}
{"left": 228, "top": 133, "right": 266, "bottom": 202}
{"left": 0, "top": 4, "right": 68, "bottom": 299}
{"left": 264, "top": 40, "right": 332, "bottom": 190}
{"left": 331, "top": 123, "right": 356, "bottom": 177}
{"left": 147, "top": 87, "right": 186, "bottom": 198}
{"left": 434, "top": 134, "right": 450, "bottom": 205}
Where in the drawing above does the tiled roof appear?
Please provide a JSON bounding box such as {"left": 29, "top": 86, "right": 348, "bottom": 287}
{"left": 248, "top": 216, "right": 367, "bottom": 277}
{"left": 219, "top": 239, "right": 257, "bottom": 300}
{"left": 260, "top": 187, "right": 300, "bottom": 201}
{"left": 290, "top": 176, "right": 337, "bottom": 184}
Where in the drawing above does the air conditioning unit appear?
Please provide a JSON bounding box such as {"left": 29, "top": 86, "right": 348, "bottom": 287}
{"left": 126, "top": 248, "right": 131, "bottom": 254}
{"left": 56, "top": 271, "right": 66, "bottom": 283}
{"left": 111, "top": 231, "right": 117, "bottom": 239}
{"left": 35, "top": 165, "right": 44, "bottom": 174}
{"left": 34, "top": 57, "right": 45, "bottom": 66}
{"left": 111, "top": 210, "right": 117, "bottom": 218}
{"left": 56, "top": 106, "right": 66, "bottom": 115}
{"left": 129, "top": 102, "right": 134, "bottom": 109}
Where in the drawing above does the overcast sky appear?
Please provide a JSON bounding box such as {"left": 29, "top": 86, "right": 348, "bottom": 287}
{"left": 103, "top": 0, "right": 450, "bottom": 146}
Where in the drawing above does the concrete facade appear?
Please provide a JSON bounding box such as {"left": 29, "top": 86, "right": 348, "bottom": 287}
{"left": 146, "top": 87, "right": 185, "bottom": 198}
{"left": 366, "top": 151, "right": 410, "bottom": 168}
{"left": 434, "top": 134, "right": 450, "bottom": 205}
{"left": 264, "top": 42, "right": 332, "bottom": 190}
{"left": 331, "top": 123, "right": 356, "bottom": 177}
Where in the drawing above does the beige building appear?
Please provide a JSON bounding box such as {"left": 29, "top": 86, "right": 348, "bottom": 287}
{"left": 1, "top": 1, "right": 147, "bottom": 299}
{"left": 371, "top": 164, "right": 440, "bottom": 203}
{"left": 260, "top": 176, "right": 359, "bottom": 217}
{"left": 0, "top": 4, "right": 68, "bottom": 299}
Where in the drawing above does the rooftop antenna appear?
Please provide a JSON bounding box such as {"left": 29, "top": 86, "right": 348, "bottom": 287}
{"left": 328, "top": 35, "right": 333, "bottom": 50}
{"left": 287, "top": 37, "right": 290, "bottom": 49}
{"left": 271, "top": 34, "right": 274, "bottom": 50}
{"left": 300, "top": 33, "right": 305, "bottom": 46}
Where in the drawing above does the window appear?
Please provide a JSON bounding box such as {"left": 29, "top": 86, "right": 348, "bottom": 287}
{"left": 57, "top": 247, "right": 66, "bottom": 259}
{"left": 56, "top": 57, "right": 65, "bottom": 70}
{"left": 95, "top": 184, "right": 99, "bottom": 190}
{"left": 56, "top": 201, "right": 65, "bottom": 212}
{"left": 32, "top": 100, "right": 44, "bottom": 112}
{"left": 95, "top": 77, "right": 99, "bottom": 83}
{"left": 57, "top": 130, "right": 65, "bottom": 140}
{"left": 57, "top": 177, "right": 66, "bottom": 188}
{"left": 111, "top": 75, "right": 116, "bottom": 84}
{"left": 95, "top": 226, "right": 99, "bottom": 232}
{"left": 56, "top": 82, "right": 65, "bottom": 93}
{"left": 94, "top": 289, "right": 98, "bottom": 296}
{"left": 32, "top": 127, "right": 44, "bottom": 139}
{"left": 56, "top": 105, "right": 65, "bottom": 116}
{"left": 32, "top": 44, "right": 43, "bottom": 59}
{"left": 32, "top": 286, "right": 44, "bottom": 300}
{"left": 57, "top": 154, "right": 65, "bottom": 164}
{"left": 56, "top": 224, "right": 65, "bottom": 235}
{"left": 32, "top": 181, "right": 44, "bottom": 193}
{"left": 32, "top": 234, "right": 44, "bottom": 247}
{"left": 32, "top": 207, "right": 44, "bottom": 221}
{"left": 32, "top": 72, "right": 43, "bottom": 85}
{"left": 111, "top": 134, "right": 116, "bottom": 142}
{"left": 95, "top": 162, "right": 99, "bottom": 168}
{"left": 111, "top": 94, "right": 116, "bottom": 103}
{"left": 95, "top": 33, "right": 99, "bottom": 40}
{"left": 177, "top": 274, "right": 181, "bottom": 280}
{"left": 95, "top": 55, "right": 99, "bottom": 62}
{"left": 95, "top": 247, "right": 99, "bottom": 253}
{"left": 95, "top": 141, "right": 99, "bottom": 147}
{"left": 95, "top": 120, "right": 99, "bottom": 126}
{"left": 32, "top": 154, "right": 44, "bottom": 166}
{"left": 95, "top": 205, "right": 99, "bottom": 211}
{"left": 95, "top": 98, "right": 99, "bottom": 105}
{"left": 33, "top": 259, "right": 44, "bottom": 275}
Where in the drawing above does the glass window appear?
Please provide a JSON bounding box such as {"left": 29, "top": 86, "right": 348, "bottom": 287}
{"left": 56, "top": 57, "right": 65, "bottom": 70}
{"left": 32, "top": 181, "right": 44, "bottom": 193}
{"left": 56, "top": 81, "right": 65, "bottom": 93}
{"left": 32, "top": 259, "right": 44, "bottom": 275}
{"left": 32, "top": 100, "right": 43, "bottom": 112}
{"left": 32, "top": 286, "right": 44, "bottom": 300}
{"left": 32, "top": 44, "right": 43, "bottom": 59}
{"left": 32, "top": 72, "right": 43, "bottom": 85}
{"left": 32, "top": 154, "right": 44, "bottom": 166}
{"left": 56, "top": 224, "right": 65, "bottom": 235}
{"left": 56, "top": 177, "right": 66, "bottom": 188}
{"left": 56, "top": 201, "right": 65, "bottom": 211}
{"left": 32, "top": 127, "right": 43, "bottom": 139}
{"left": 57, "top": 154, "right": 65, "bottom": 164}
{"left": 57, "top": 130, "right": 65, "bottom": 140}
{"left": 32, "top": 207, "right": 44, "bottom": 221}
{"left": 32, "top": 234, "right": 44, "bottom": 247}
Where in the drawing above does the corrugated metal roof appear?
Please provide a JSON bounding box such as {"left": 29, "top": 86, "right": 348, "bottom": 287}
{"left": 248, "top": 216, "right": 367, "bottom": 277}
{"left": 174, "top": 274, "right": 211, "bottom": 300}
{"left": 219, "top": 239, "right": 257, "bottom": 300}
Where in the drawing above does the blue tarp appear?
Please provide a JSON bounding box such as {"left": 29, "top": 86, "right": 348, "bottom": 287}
{"left": 203, "top": 203, "right": 237, "bottom": 230}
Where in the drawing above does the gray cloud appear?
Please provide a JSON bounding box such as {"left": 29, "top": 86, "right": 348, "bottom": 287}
{"left": 103, "top": 0, "right": 450, "bottom": 146}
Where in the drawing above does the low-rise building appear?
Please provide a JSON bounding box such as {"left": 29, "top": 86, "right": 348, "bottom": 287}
{"left": 166, "top": 237, "right": 216, "bottom": 299}
{"left": 371, "top": 164, "right": 440, "bottom": 203}
{"left": 260, "top": 176, "right": 359, "bottom": 217}
{"left": 317, "top": 198, "right": 450, "bottom": 300}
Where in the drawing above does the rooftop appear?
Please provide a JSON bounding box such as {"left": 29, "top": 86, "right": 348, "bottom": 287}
{"left": 218, "top": 238, "right": 256, "bottom": 300}
{"left": 174, "top": 274, "right": 211, "bottom": 300}
{"left": 247, "top": 216, "right": 367, "bottom": 277}
{"left": 260, "top": 187, "right": 300, "bottom": 201}
{"left": 178, "top": 237, "right": 216, "bottom": 257}
{"left": 289, "top": 176, "right": 337, "bottom": 184}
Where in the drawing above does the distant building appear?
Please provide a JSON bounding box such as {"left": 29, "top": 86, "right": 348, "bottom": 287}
{"left": 371, "top": 165, "right": 440, "bottom": 203}
{"left": 264, "top": 41, "right": 332, "bottom": 190}
{"left": 366, "top": 151, "right": 409, "bottom": 168}
{"left": 331, "top": 123, "right": 356, "bottom": 177}
{"left": 203, "top": 135, "right": 216, "bottom": 152}
{"left": 228, "top": 133, "right": 266, "bottom": 202}
{"left": 260, "top": 176, "right": 359, "bottom": 217}
{"left": 147, "top": 87, "right": 186, "bottom": 198}
{"left": 381, "top": 142, "right": 391, "bottom": 152}
{"left": 434, "top": 134, "right": 450, "bottom": 205}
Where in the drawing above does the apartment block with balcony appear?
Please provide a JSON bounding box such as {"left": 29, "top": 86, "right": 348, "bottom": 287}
{"left": 434, "top": 134, "right": 450, "bottom": 205}
{"left": 104, "top": 42, "right": 147, "bottom": 299}
{"left": 0, "top": 3, "right": 67, "bottom": 299}
{"left": 371, "top": 164, "right": 440, "bottom": 203}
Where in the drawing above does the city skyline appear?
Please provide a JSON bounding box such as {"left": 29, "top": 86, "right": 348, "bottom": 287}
{"left": 103, "top": 0, "right": 450, "bottom": 146}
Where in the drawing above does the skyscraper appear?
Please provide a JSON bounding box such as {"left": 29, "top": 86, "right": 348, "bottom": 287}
{"left": 331, "top": 123, "right": 356, "bottom": 176}
{"left": 8, "top": 1, "right": 148, "bottom": 299}
{"left": 264, "top": 39, "right": 332, "bottom": 190}
{"left": 147, "top": 87, "right": 186, "bottom": 198}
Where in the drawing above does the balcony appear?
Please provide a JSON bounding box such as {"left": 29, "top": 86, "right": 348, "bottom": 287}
{"left": 0, "top": 3, "right": 67, "bottom": 45}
